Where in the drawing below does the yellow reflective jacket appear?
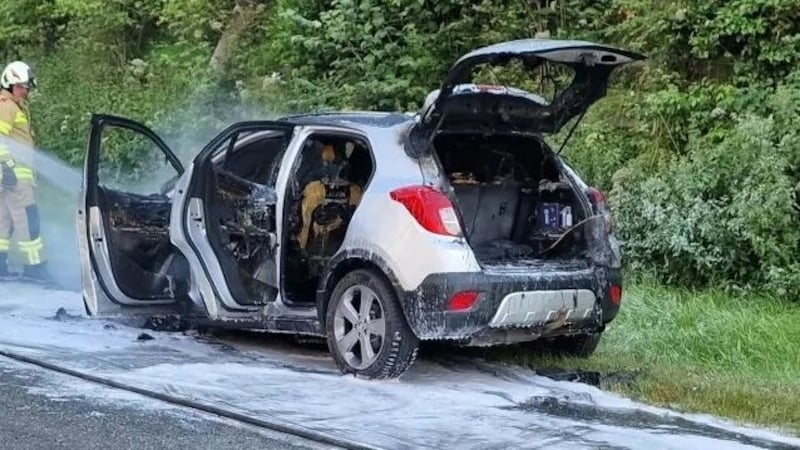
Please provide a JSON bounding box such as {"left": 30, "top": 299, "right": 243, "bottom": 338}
{"left": 0, "top": 89, "right": 35, "bottom": 182}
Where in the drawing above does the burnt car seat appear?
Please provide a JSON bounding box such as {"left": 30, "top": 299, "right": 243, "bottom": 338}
{"left": 295, "top": 144, "right": 362, "bottom": 260}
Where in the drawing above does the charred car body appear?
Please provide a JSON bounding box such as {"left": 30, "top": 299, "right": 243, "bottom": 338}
{"left": 78, "top": 39, "right": 644, "bottom": 379}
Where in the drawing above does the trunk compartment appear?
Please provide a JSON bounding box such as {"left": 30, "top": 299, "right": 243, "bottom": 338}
{"left": 433, "top": 133, "right": 591, "bottom": 265}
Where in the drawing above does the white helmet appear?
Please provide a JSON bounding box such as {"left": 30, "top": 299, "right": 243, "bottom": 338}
{"left": 1, "top": 61, "right": 37, "bottom": 89}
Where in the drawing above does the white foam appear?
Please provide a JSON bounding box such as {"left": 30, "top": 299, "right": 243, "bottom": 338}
{"left": 0, "top": 286, "right": 798, "bottom": 449}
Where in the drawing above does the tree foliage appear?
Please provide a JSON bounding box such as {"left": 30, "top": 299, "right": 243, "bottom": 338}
{"left": 2, "top": 0, "right": 800, "bottom": 298}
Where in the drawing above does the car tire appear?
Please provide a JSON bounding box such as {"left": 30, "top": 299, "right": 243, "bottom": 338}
{"left": 545, "top": 331, "right": 602, "bottom": 358}
{"left": 325, "top": 269, "right": 419, "bottom": 379}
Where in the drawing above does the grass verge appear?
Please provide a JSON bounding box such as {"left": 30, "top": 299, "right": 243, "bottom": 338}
{"left": 486, "top": 275, "right": 800, "bottom": 435}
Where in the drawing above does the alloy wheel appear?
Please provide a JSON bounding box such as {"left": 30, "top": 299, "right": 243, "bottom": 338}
{"left": 333, "top": 284, "right": 386, "bottom": 370}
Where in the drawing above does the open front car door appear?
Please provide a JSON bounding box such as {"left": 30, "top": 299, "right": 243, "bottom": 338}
{"left": 78, "top": 114, "right": 190, "bottom": 317}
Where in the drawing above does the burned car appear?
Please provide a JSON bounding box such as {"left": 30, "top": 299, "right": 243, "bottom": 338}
{"left": 77, "top": 39, "right": 644, "bottom": 379}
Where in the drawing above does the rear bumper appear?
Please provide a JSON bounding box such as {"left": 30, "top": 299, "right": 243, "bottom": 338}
{"left": 398, "top": 263, "right": 621, "bottom": 344}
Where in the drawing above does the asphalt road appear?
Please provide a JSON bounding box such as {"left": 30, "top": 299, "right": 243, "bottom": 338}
{"left": 0, "top": 357, "right": 334, "bottom": 450}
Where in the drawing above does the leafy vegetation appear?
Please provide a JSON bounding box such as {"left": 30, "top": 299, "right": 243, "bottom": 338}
{"left": 483, "top": 278, "right": 800, "bottom": 434}
{"left": 3, "top": 0, "right": 798, "bottom": 297}
{"left": 3, "top": 0, "right": 800, "bottom": 428}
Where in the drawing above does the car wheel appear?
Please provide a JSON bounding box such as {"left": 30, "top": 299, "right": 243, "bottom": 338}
{"left": 545, "top": 332, "right": 602, "bottom": 358}
{"left": 325, "top": 269, "right": 419, "bottom": 379}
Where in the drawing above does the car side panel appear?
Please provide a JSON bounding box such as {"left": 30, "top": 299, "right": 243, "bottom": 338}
{"left": 340, "top": 192, "right": 482, "bottom": 291}
{"left": 168, "top": 166, "right": 223, "bottom": 319}
{"left": 334, "top": 126, "right": 482, "bottom": 292}
{"left": 330, "top": 126, "right": 618, "bottom": 344}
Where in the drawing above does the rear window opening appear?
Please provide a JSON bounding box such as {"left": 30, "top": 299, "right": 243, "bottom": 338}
{"left": 432, "top": 132, "right": 591, "bottom": 266}
{"left": 469, "top": 58, "right": 576, "bottom": 104}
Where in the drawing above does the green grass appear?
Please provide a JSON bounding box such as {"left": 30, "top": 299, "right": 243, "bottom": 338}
{"left": 488, "top": 275, "right": 800, "bottom": 435}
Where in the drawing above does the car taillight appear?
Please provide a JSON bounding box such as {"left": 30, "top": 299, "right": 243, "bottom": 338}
{"left": 390, "top": 185, "right": 462, "bottom": 236}
{"left": 586, "top": 187, "right": 607, "bottom": 210}
{"left": 586, "top": 187, "right": 614, "bottom": 232}
{"left": 610, "top": 284, "right": 622, "bottom": 306}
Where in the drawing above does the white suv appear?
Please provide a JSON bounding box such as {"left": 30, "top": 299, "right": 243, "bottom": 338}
{"left": 77, "top": 39, "right": 643, "bottom": 379}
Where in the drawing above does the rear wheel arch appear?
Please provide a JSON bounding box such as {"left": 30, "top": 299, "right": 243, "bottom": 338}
{"left": 323, "top": 266, "right": 420, "bottom": 379}
{"left": 316, "top": 253, "right": 403, "bottom": 328}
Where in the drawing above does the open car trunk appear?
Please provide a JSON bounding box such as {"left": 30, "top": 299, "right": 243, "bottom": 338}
{"left": 434, "top": 133, "right": 592, "bottom": 266}
{"left": 411, "top": 39, "right": 640, "bottom": 268}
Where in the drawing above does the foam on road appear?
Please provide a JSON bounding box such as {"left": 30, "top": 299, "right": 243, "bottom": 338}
{"left": 0, "top": 358, "right": 332, "bottom": 450}
{"left": 1, "top": 283, "right": 798, "bottom": 450}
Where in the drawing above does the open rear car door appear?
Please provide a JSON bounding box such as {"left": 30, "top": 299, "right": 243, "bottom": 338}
{"left": 78, "top": 114, "right": 190, "bottom": 316}
{"left": 168, "top": 121, "right": 296, "bottom": 319}
{"left": 416, "top": 39, "right": 645, "bottom": 138}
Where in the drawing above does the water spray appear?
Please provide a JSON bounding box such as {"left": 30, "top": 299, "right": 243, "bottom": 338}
{"left": 1, "top": 136, "right": 82, "bottom": 291}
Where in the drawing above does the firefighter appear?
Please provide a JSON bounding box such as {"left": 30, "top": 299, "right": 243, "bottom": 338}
{"left": 0, "top": 61, "right": 50, "bottom": 282}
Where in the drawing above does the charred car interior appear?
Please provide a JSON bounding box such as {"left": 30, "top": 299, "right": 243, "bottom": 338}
{"left": 411, "top": 46, "right": 627, "bottom": 271}
{"left": 96, "top": 130, "right": 291, "bottom": 304}
{"left": 96, "top": 127, "right": 375, "bottom": 307}
{"left": 282, "top": 134, "right": 374, "bottom": 304}
{"left": 93, "top": 124, "right": 190, "bottom": 302}
{"left": 200, "top": 130, "right": 290, "bottom": 305}
{"left": 433, "top": 133, "right": 592, "bottom": 266}
{"left": 99, "top": 188, "right": 190, "bottom": 300}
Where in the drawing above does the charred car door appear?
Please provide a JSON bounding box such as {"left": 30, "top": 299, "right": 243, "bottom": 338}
{"left": 79, "top": 114, "right": 190, "bottom": 316}
{"left": 169, "top": 122, "right": 296, "bottom": 319}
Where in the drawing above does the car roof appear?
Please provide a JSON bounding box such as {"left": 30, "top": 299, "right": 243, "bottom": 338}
{"left": 281, "top": 111, "right": 415, "bottom": 130}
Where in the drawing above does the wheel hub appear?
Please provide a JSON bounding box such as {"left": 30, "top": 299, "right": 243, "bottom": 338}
{"left": 332, "top": 284, "right": 386, "bottom": 370}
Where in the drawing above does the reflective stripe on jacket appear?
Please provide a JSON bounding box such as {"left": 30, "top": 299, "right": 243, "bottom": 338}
{"left": 0, "top": 89, "right": 35, "bottom": 181}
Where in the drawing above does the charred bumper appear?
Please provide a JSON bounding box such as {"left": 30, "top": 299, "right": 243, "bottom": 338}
{"left": 398, "top": 265, "right": 621, "bottom": 344}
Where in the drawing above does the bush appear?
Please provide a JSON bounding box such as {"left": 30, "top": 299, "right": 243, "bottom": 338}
{"left": 609, "top": 94, "right": 800, "bottom": 298}
{"left": 4, "top": 0, "right": 800, "bottom": 299}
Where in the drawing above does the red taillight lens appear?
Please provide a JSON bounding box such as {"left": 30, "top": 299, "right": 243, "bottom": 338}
{"left": 586, "top": 187, "right": 607, "bottom": 210}
{"left": 587, "top": 188, "right": 606, "bottom": 206}
{"left": 448, "top": 291, "right": 480, "bottom": 311}
{"left": 610, "top": 284, "right": 622, "bottom": 306}
{"left": 390, "top": 185, "right": 462, "bottom": 236}
{"left": 586, "top": 187, "right": 614, "bottom": 232}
